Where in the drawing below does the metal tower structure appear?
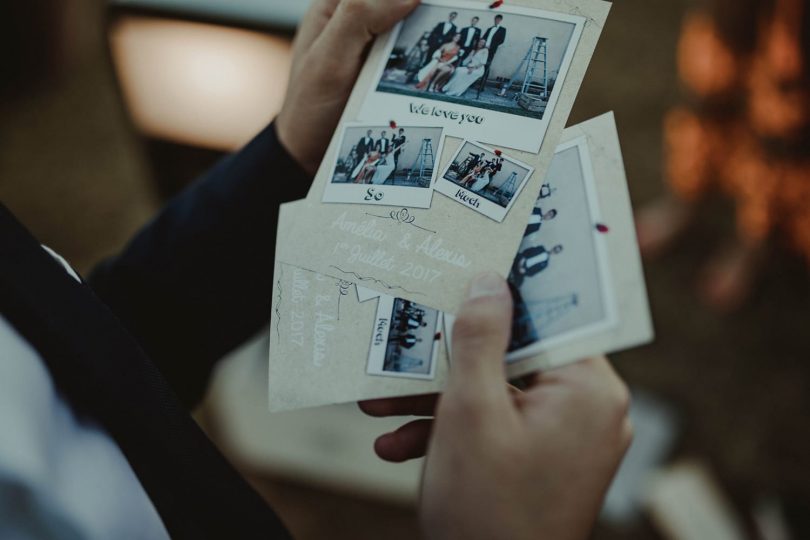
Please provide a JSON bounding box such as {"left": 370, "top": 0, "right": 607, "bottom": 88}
{"left": 407, "top": 138, "right": 435, "bottom": 186}
{"left": 493, "top": 171, "right": 519, "bottom": 203}
{"left": 498, "top": 36, "right": 550, "bottom": 100}
{"left": 526, "top": 294, "right": 579, "bottom": 332}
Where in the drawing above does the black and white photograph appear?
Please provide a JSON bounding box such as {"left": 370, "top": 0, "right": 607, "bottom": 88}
{"left": 322, "top": 124, "right": 446, "bottom": 208}
{"left": 505, "top": 136, "right": 617, "bottom": 360}
{"left": 436, "top": 140, "right": 534, "bottom": 222}
{"left": 366, "top": 296, "right": 441, "bottom": 380}
{"left": 359, "top": 0, "right": 585, "bottom": 153}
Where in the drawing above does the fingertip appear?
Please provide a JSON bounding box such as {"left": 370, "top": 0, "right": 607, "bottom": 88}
{"left": 367, "top": 0, "right": 423, "bottom": 36}
{"left": 358, "top": 394, "right": 439, "bottom": 418}
{"left": 373, "top": 432, "right": 406, "bottom": 463}
{"left": 466, "top": 272, "right": 510, "bottom": 301}
{"left": 358, "top": 399, "right": 383, "bottom": 417}
{"left": 373, "top": 419, "right": 433, "bottom": 463}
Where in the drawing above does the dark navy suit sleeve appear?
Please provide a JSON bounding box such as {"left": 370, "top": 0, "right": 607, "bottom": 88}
{"left": 89, "top": 122, "right": 311, "bottom": 408}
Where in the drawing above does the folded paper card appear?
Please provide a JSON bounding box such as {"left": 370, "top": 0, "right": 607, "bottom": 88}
{"left": 268, "top": 113, "right": 653, "bottom": 412}
{"left": 274, "top": 0, "right": 612, "bottom": 315}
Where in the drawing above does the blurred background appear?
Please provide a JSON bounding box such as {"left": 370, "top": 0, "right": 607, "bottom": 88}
{"left": 1, "top": 0, "right": 809, "bottom": 538}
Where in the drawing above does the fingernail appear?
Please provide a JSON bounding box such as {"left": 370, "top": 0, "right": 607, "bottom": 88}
{"left": 468, "top": 272, "right": 505, "bottom": 299}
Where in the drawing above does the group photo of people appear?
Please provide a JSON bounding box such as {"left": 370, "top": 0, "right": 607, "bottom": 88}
{"left": 381, "top": 299, "right": 440, "bottom": 378}
{"left": 376, "top": 4, "right": 578, "bottom": 119}
{"left": 441, "top": 141, "right": 532, "bottom": 209}
{"left": 329, "top": 125, "right": 443, "bottom": 188}
{"left": 506, "top": 143, "right": 614, "bottom": 355}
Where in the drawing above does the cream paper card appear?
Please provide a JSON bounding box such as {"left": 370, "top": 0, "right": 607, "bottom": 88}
{"left": 269, "top": 113, "right": 653, "bottom": 412}
{"left": 276, "top": 0, "right": 612, "bottom": 315}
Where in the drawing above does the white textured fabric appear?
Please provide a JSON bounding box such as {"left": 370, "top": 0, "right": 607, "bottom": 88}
{"left": 0, "top": 248, "right": 170, "bottom": 540}
{"left": 443, "top": 49, "right": 488, "bottom": 97}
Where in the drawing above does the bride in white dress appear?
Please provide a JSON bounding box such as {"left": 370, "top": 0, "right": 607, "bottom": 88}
{"left": 443, "top": 40, "right": 489, "bottom": 97}
{"left": 470, "top": 167, "right": 493, "bottom": 193}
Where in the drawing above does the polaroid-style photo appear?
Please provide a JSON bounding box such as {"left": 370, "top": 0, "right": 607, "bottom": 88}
{"left": 360, "top": 0, "right": 585, "bottom": 153}
{"left": 436, "top": 140, "right": 534, "bottom": 222}
{"left": 366, "top": 296, "right": 442, "bottom": 380}
{"left": 506, "top": 135, "right": 618, "bottom": 360}
{"left": 322, "top": 124, "right": 446, "bottom": 208}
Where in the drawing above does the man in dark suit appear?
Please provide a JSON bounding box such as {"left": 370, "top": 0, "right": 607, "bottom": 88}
{"left": 392, "top": 128, "right": 407, "bottom": 168}
{"left": 458, "top": 151, "right": 483, "bottom": 178}
{"left": 482, "top": 14, "right": 507, "bottom": 68}
{"left": 510, "top": 244, "right": 564, "bottom": 288}
{"left": 457, "top": 16, "right": 481, "bottom": 63}
{"left": 426, "top": 11, "right": 458, "bottom": 61}
{"left": 356, "top": 129, "right": 375, "bottom": 157}
{"left": 0, "top": 3, "right": 425, "bottom": 537}
{"left": 375, "top": 130, "right": 392, "bottom": 154}
{"left": 493, "top": 156, "right": 504, "bottom": 175}
{"left": 0, "top": 1, "right": 631, "bottom": 538}
{"left": 524, "top": 207, "right": 558, "bottom": 237}
{"left": 478, "top": 14, "right": 507, "bottom": 93}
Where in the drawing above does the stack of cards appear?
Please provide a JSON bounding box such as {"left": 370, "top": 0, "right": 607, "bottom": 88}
{"left": 269, "top": 0, "right": 654, "bottom": 412}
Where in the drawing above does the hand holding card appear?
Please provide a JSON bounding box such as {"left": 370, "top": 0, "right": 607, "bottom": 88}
{"left": 362, "top": 274, "right": 632, "bottom": 539}
{"left": 275, "top": 0, "right": 613, "bottom": 314}
{"left": 276, "top": 0, "right": 420, "bottom": 174}
{"left": 269, "top": 113, "right": 654, "bottom": 412}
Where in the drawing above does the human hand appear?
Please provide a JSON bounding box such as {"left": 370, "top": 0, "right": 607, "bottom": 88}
{"left": 362, "top": 273, "right": 632, "bottom": 540}
{"left": 423, "top": 274, "right": 632, "bottom": 540}
{"left": 359, "top": 393, "right": 439, "bottom": 462}
{"left": 276, "top": 0, "right": 420, "bottom": 175}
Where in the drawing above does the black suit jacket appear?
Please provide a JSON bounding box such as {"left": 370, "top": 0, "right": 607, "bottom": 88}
{"left": 516, "top": 245, "right": 550, "bottom": 277}
{"left": 0, "top": 123, "right": 309, "bottom": 539}
{"left": 428, "top": 21, "right": 457, "bottom": 49}
{"left": 459, "top": 26, "right": 482, "bottom": 51}
{"left": 392, "top": 135, "right": 406, "bottom": 156}
{"left": 356, "top": 136, "right": 374, "bottom": 157}
{"left": 482, "top": 26, "right": 507, "bottom": 57}
{"left": 375, "top": 137, "right": 391, "bottom": 154}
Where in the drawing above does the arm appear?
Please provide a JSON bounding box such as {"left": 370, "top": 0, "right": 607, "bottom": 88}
{"left": 90, "top": 0, "right": 421, "bottom": 409}
{"left": 89, "top": 124, "right": 310, "bottom": 408}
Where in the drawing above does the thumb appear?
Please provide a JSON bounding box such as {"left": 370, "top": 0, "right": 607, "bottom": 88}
{"left": 313, "top": 0, "right": 420, "bottom": 63}
{"left": 446, "top": 273, "right": 514, "bottom": 409}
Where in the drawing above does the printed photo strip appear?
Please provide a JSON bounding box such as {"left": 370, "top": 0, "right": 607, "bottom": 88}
{"left": 360, "top": 0, "right": 585, "bottom": 153}
{"left": 506, "top": 135, "right": 618, "bottom": 359}
{"left": 436, "top": 140, "right": 534, "bottom": 222}
{"left": 322, "top": 124, "right": 446, "bottom": 208}
{"left": 444, "top": 135, "right": 618, "bottom": 360}
{"left": 366, "top": 296, "right": 442, "bottom": 380}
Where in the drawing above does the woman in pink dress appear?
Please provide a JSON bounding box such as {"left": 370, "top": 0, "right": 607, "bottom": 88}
{"left": 415, "top": 34, "right": 461, "bottom": 91}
